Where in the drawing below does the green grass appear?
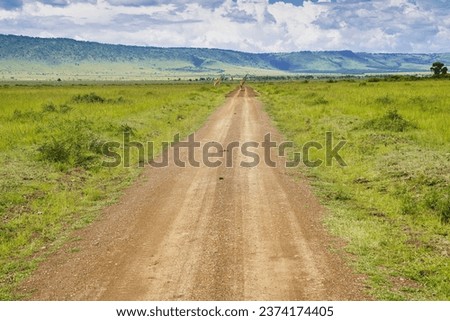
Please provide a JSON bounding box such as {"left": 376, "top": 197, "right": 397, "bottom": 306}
{"left": 0, "top": 82, "right": 232, "bottom": 300}
{"left": 254, "top": 79, "right": 450, "bottom": 300}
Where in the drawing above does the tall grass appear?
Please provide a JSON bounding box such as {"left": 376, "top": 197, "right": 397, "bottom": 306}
{"left": 255, "top": 79, "right": 450, "bottom": 300}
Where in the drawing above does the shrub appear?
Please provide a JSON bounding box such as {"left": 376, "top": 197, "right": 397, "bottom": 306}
{"left": 37, "top": 120, "right": 103, "bottom": 169}
{"left": 363, "top": 109, "right": 416, "bottom": 132}
{"left": 72, "top": 93, "right": 105, "bottom": 104}
{"left": 37, "top": 137, "right": 71, "bottom": 163}
{"left": 312, "top": 97, "right": 329, "bottom": 105}
{"left": 42, "top": 102, "right": 57, "bottom": 112}
{"left": 59, "top": 104, "right": 73, "bottom": 113}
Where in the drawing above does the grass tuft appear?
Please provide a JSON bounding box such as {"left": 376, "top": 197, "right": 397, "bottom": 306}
{"left": 72, "top": 92, "right": 105, "bottom": 104}
{"left": 37, "top": 120, "right": 101, "bottom": 169}
{"left": 363, "top": 108, "right": 416, "bottom": 132}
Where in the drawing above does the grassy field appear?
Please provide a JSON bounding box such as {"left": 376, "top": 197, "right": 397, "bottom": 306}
{"left": 254, "top": 79, "right": 450, "bottom": 300}
{"left": 0, "top": 82, "right": 232, "bottom": 300}
{"left": 1, "top": 79, "right": 449, "bottom": 301}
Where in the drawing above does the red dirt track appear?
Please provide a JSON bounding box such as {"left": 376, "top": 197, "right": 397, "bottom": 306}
{"left": 20, "top": 87, "right": 366, "bottom": 300}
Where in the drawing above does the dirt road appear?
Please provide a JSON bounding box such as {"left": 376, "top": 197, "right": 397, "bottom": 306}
{"left": 21, "top": 87, "right": 366, "bottom": 300}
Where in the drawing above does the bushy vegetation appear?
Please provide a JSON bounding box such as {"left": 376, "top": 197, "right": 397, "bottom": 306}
{"left": 72, "top": 92, "right": 105, "bottom": 104}
{"left": 37, "top": 120, "right": 103, "bottom": 169}
{"left": 362, "top": 108, "right": 416, "bottom": 132}
{"left": 0, "top": 82, "right": 232, "bottom": 299}
{"left": 255, "top": 79, "right": 450, "bottom": 300}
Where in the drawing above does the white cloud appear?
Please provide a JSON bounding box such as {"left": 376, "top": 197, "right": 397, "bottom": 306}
{"left": 0, "top": 0, "right": 449, "bottom": 52}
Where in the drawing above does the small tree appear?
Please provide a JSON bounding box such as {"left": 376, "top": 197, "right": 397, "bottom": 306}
{"left": 430, "top": 61, "right": 448, "bottom": 76}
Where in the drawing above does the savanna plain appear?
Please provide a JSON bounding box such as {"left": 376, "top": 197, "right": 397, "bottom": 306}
{"left": 0, "top": 79, "right": 449, "bottom": 300}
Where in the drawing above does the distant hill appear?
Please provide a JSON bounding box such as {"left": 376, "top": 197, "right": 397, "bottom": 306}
{"left": 0, "top": 34, "right": 449, "bottom": 80}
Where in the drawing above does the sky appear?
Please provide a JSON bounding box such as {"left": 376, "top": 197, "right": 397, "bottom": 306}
{"left": 0, "top": 0, "right": 449, "bottom": 53}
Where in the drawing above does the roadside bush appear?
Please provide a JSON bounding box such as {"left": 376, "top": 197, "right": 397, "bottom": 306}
{"left": 38, "top": 137, "right": 71, "bottom": 163}
{"left": 37, "top": 120, "right": 103, "bottom": 169}
{"left": 363, "top": 109, "right": 416, "bottom": 132}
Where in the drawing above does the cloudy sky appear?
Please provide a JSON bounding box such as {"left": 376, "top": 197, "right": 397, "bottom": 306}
{"left": 0, "top": 0, "right": 449, "bottom": 53}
